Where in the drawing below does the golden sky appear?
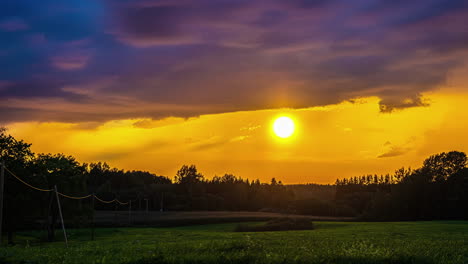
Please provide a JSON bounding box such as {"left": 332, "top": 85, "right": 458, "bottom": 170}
{"left": 2, "top": 0, "right": 468, "bottom": 184}
{"left": 6, "top": 88, "right": 468, "bottom": 184}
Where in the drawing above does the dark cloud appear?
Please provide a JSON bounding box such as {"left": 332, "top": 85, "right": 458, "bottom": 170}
{"left": 378, "top": 140, "right": 414, "bottom": 158}
{"left": 379, "top": 95, "right": 430, "bottom": 113}
{"left": 0, "top": 79, "right": 87, "bottom": 99}
{"left": 116, "top": 4, "right": 190, "bottom": 46}
{"left": 1, "top": 0, "right": 468, "bottom": 122}
{"left": 378, "top": 146, "right": 409, "bottom": 158}
{"left": 110, "top": 0, "right": 254, "bottom": 46}
{"left": 283, "top": 0, "right": 334, "bottom": 9}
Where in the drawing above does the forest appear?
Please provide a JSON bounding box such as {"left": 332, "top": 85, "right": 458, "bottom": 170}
{"left": 1, "top": 127, "right": 467, "bottom": 244}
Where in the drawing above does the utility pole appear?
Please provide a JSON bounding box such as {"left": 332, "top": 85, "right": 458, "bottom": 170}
{"left": 54, "top": 185, "right": 68, "bottom": 247}
{"left": 0, "top": 161, "right": 5, "bottom": 245}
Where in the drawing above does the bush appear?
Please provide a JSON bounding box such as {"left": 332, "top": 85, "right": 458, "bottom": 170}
{"left": 234, "top": 217, "right": 314, "bottom": 232}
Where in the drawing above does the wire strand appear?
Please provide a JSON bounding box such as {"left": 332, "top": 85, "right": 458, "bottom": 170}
{"left": 58, "top": 192, "right": 93, "bottom": 200}
{"left": 116, "top": 199, "right": 129, "bottom": 205}
{"left": 4, "top": 167, "right": 54, "bottom": 192}
{"left": 94, "top": 195, "right": 116, "bottom": 204}
{"left": 4, "top": 165, "right": 134, "bottom": 205}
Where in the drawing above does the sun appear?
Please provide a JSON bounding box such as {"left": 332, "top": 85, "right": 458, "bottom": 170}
{"left": 273, "top": 116, "right": 295, "bottom": 138}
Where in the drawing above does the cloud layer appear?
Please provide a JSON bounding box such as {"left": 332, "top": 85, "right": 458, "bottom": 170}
{"left": 1, "top": 0, "right": 468, "bottom": 122}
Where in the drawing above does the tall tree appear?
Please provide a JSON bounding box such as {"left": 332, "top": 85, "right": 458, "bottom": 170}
{"left": 0, "top": 127, "right": 34, "bottom": 168}
{"left": 175, "top": 165, "right": 204, "bottom": 206}
{"left": 175, "top": 165, "right": 204, "bottom": 185}
{"left": 33, "top": 153, "right": 88, "bottom": 241}
{"left": 422, "top": 151, "right": 467, "bottom": 182}
{"left": 0, "top": 127, "right": 35, "bottom": 244}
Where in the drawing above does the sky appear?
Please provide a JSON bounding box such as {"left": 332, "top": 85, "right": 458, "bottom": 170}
{"left": 1, "top": 0, "right": 468, "bottom": 183}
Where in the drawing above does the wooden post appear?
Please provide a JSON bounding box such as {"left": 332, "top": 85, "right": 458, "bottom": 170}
{"left": 129, "top": 200, "right": 132, "bottom": 224}
{"left": 114, "top": 200, "right": 117, "bottom": 225}
{"left": 91, "top": 194, "right": 95, "bottom": 241}
{"left": 145, "top": 199, "right": 148, "bottom": 214}
{"left": 46, "top": 191, "right": 55, "bottom": 242}
{"left": 0, "top": 161, "right": 5, "bottom": 245}
{"left": 160, "top": 193, "right": 163, "bottom": 212}
{"left": 54, "top": 185, "right": 68, "bottom": 247}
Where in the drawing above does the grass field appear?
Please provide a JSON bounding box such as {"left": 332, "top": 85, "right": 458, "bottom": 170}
{"left": 0, "top": 221, "right": 467, "bottom": 264}
{"left": 92, "top": 211, "right": 353, "bottom": 226}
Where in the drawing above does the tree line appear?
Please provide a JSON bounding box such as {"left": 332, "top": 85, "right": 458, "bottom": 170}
{"left": 335, "top": 151, "right": 467, "bottom": 220}
{"left": 1, "top": 127, "right": 467, "bottom": 244}
{"left": 0, "top": 128, "right": 293, "bottom": 243}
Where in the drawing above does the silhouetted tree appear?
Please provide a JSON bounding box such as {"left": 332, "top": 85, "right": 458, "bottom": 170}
{"left": 3, "top": 125, "right": 468, "bottom": 231}
{"left": 394, "top": 167, "right": 412, "bottom": 183}
{"left": 33, "top": 153, "right": 88, "bottom": 241}
{"left": 174, "top": 165, "right": 204, "bottom": 208}
{"left": 0, "top": 127, "right": 35, "bottom": 244}
{"left": 421, "top": 151, "right": 467, "bottom": 182}
{"left": 175, "top": 165, "right": 203, "bottom": 185}
{"left": 271, "top": 178, "right": 277, "bottom": 186}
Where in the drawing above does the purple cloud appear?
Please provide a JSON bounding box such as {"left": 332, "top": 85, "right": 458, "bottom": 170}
{"left": 0, "top": 17, "right": 28, "bottom": 32}
{"left": 1, "top": 0, "right": 468, "bottom": 122}
{"left": 50, "top": 39, "right": 93, "bottom": 70}
{"left": 51, "top": 53, "right": 91, "bottom": 70}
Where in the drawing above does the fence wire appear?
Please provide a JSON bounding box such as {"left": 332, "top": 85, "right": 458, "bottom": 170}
{"left": 4, "top": 167, "right": 54, "bottom": 192}
{"left": 4, "top": 165, "right": 133, "bottom": 205}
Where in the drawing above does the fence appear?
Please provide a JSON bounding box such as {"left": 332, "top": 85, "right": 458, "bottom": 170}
{"left": 0, "top": 161, "right": 137, "bottom": 247}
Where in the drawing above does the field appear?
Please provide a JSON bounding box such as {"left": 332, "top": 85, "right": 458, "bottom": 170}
{"left": 93, "top": 211, "right": 353, "bottom": 226}
{"left": 0, "top": 221, "right": 467, "bottom": 264}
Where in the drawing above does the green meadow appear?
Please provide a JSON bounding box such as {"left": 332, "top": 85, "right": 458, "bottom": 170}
{"left": 0, "top": 221, "right": 467, "bottom": 264}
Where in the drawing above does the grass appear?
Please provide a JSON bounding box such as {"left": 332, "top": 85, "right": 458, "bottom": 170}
{"left": 0, "top": 221, "right": 467, "bottom": 264}
{"left": 235, "top": 217, "right": 314, "bottom": 232}
{"left": 92, "top": 211, "right": 352, "bottom": 227}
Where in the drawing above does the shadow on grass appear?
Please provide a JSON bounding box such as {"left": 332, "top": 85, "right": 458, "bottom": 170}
{"left": 325, "top": 256, "right": 434, "bottom": 264}
{"left": 234, "top": 217, "right": 314, "bottom": 232}
{"left": 313, "top": 222, "right": 352, "bottom": 230}
{"left": 125, "top": 255, "right": 434, "bottom": 264}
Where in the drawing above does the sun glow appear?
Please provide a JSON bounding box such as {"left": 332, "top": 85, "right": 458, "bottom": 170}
{"left": 273, "top": 116, "right": 295, "bottom": 138}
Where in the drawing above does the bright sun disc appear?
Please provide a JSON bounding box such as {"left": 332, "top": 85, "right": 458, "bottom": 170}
{"left": 273, "top": 116, "right": 295, "bottom": 138}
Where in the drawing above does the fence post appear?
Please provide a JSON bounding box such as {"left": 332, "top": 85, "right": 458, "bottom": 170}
{"left": 160, "top": 193, "right": 163, "bottom": 212}
{"left": 114, "top": 200, "right": 117, "bottom": 225}
{"left": 91, "top": 194, "right": 95, "bottom": 241}
{"left": 0, "top": 161, "right": 4, "bottom": 245}
{"left": 46, "top": 191, "right": 55, "bottom": 242}
{"left": 54, "top": 185, "right": 68, "bottom": 247}
{"left": 129, "top": 200, "right": 132, "bottom": 225}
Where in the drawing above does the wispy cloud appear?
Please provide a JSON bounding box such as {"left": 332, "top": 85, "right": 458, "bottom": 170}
{"left": 0, "top": 17, "right": 28, "bottom": 31}
{"left": 378, "top": 141, "right": 413, "bottom": 158}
